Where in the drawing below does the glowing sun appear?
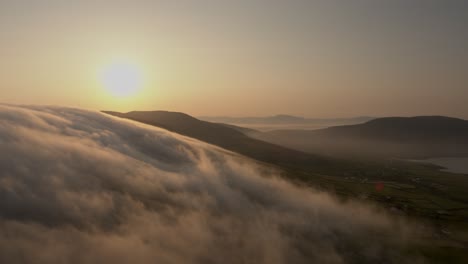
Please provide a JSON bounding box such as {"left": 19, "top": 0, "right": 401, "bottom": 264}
{"left": 100, "top": 62, "right": 143, "bottom": 97}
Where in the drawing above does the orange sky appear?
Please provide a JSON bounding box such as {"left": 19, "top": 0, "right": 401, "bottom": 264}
{"left": 1, "top": 1, "right": 467, "bottom": 118}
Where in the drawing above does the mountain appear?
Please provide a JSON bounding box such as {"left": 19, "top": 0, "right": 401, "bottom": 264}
{"left": 198, "top": 114, "right": 305, "bottom": 124}
{"left": 252, "top": 116, "right": 468, "bottom": 158}
{"left": 102, "top": 111, "right": 340, "bottom": 172}
{"left": 199, "top": 115, "right": 374, "bottom": 125}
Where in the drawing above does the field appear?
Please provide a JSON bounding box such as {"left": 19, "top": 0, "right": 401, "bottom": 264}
{"left": 279, "top": 158, "right": 468, "bottom": 262}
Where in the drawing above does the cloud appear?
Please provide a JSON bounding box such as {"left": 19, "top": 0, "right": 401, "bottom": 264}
{"left": 0, "top": 105, "right": 424, "bottom": 263}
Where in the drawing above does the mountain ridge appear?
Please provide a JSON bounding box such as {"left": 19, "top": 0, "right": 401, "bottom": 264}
{"left": 199, "top": 115, "right": 375, "bottom": 125}
{"left": 102, "top": 110, "right": 341, "bottom": 172}
{"left": 253, "top": 116, "right": 468, "bottom": 158}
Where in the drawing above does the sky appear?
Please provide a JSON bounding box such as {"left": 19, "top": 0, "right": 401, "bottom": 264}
{"left": 0, "top": 0, "right": 467, "bottom": 118}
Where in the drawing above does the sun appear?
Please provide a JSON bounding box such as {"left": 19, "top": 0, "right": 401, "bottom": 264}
{"left": 100, "top": 62, "right": 143, "bottom": 97}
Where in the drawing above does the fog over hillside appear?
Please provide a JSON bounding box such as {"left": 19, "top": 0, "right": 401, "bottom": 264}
{"left": 199, "top": 115, "right": 375, "bottom": 131}
{"left": 0, "top": 105, "right": 424, "bottom": 264}
{"left": 252, "top": 116, "right": 468, "bottom": 158}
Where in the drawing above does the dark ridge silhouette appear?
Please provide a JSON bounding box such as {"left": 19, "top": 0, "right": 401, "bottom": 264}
{"left": 102, "top": 111, "right": 343, "bottom": 172}
{"left": 253, "top": 116, "right": 468, "bottom": 158}
{"left": 199, "top": 115, "right": 374, "bottom": 125}
{"left": 218, "top": 123, "right": 258, "bottom": 134}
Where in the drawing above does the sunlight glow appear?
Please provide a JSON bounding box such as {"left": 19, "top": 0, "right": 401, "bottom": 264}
{"left": 100, "top": 62, "right": 143, "bottom": 97}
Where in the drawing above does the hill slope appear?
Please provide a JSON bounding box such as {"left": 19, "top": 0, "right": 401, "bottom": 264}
{"left": 199, "top": 115, "right": 374, "bottom": 125}
{"left": 253, "top": 116, "right": 468, "bottom": 158}
{"left": 199, "top": 115, "right": 375, "bottom": 131}
{"left": 102, "top": 111, "right": 338, "bottom": 171}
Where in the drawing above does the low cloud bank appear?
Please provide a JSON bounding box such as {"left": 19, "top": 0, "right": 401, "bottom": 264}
{"left": 0, "top": 105, "right": 423, "bottom": 263}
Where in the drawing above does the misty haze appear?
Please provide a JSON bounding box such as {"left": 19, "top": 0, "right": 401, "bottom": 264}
{"left": 416, "top": 157, "right": 468, "bottom": 175}
{"left": 1, "top": 1, "right": 468, "bottom": 264}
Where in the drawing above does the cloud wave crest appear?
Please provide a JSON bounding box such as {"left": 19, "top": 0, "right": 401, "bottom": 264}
{"left": 0, "top": 105, "right": 422, "bottom": 263}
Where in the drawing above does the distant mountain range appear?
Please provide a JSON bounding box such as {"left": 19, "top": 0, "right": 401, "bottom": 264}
{"left": 104, "top": 111, "right": 468, "bottom": 161}
{"left": 199, "top": 115, "right": 375, "bottom": 125}
{"left": 252, "top": 116, "right": 468, "bottom": 158}
{"left": 102, "top": 111, "right": 341, "bottom": 172}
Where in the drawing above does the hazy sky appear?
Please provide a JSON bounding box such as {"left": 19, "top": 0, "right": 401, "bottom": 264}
{"left": 1, "top": 0, "right": 467, "bottom": 117}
